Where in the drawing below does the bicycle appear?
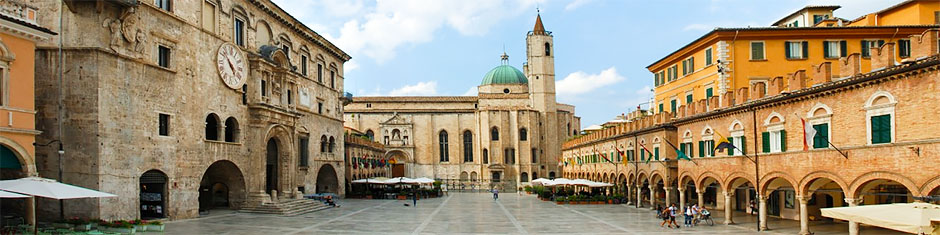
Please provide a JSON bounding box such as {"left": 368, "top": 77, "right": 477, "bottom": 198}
{"left": 694, "top": 213, "right": 714, "bottom": 226}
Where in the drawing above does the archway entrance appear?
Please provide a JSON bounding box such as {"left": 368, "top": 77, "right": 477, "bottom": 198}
{"left": 0, "top": 145, "right": 25, "bottom": 180}
{"left": 266, "top": 138, "right": 279, "bottom": 194}
{"left": 387, "top": 151, "right": 408, "bottom": 177}
{"left": 316, "top": 164, "right": 339, "bottom": 194}
{"left": 139, "top": 170, "right": 168, "bottom": 219}
{"left": 199, "top": 160, "right": 246, "bottom": 212}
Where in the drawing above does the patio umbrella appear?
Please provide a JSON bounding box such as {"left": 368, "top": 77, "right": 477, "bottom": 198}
{"left": 821, "top": 202, "right": 940, "bottom": 234}
{"left": 413, "top": 177, "right": 435, "bottom": 184}
{"left": 0, "top": 177, "right": 117, "bottom": 234}
{"left": 0, "top": 190, "right": 29, "bottom": 198}
{"left": 531, "top": 178, "right": 551, "bottom": 185}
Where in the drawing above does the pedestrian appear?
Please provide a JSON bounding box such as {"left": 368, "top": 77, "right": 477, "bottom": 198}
{"left": 412, "top": 189, "right": 417, "bottom": 207}
{"left": 684, "top": 206, "right": 693, "bottom": 227}
{"left": 493, "top": 188, "right": 499, "bottom": 200}
{"left": 749, "top": 200, "right": 757, "bottom": 215}
{"left": 442, "top": 184, "right": 448, "bottom": 196}
{"left": 659, "top": 206, "right": 670, "bottom": 228}
{"left": 668, "top": 203, "right": 680, "bottom": 229}
{"left": 691, "top": 204, "right": 700, "bottom": 225}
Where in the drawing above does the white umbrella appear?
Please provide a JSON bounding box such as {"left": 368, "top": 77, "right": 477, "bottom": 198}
{"left": 0, "top": 190, "right": 29, "bottom": 198}
{"left": 531, "top": 178, "right": 551, "bottom": 185}
{"left": 0, "top": 177, "right": 117, "bottom": 199}
{"left": 821, "top": 202, "right": 940, "bottom": 234}
{"left": 413, "top": 177, "right": 435, "bottom": 184}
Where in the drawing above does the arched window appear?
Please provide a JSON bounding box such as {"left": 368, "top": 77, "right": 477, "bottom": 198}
{"left": 328, "top": 137, "right": 335, "bottom": 153}
{"left": 807, "top": 103, "right": 832, "bottom": 149}
{"left": 205, "top": 114, "right": 220, "bottom": 141}
{"left": 544, "top": 42, "right": 551, "bottom": 56}
{"left": 392, "top": 129, "right": 401, "bottom": 140}
{"left": 491, "top": 127, "right": 499, "bottom": 141}
{"left": 519, "top": 128, "right": 528, "bottom": 141}
{"left": 482, "top": 149, "right": 489, "bottom": 164}
{"left": 462, "top": 131, "right": 473, "bottom": 162}
{"left": 365, "top": 130, "right": 374, "bottom": 141}
{"left": 320, "top": 135, "right": 327, "bottom": 152}
{"left": 549, "top": 171, "right": 556, "bottom": 179}
{"left": 567, "top": 123, "right": 571, "bottom": 136}
{"left": 224, "top": 117, "right": 239, "bottom": 142}
{"left": 865, "top": 91, "right": 896, "bottom": 145}
{"left": 531, "top": 148, "right": 537, "bottom": 163}
{"left": 438, "top": 130, "right": 449, "bottom": 162}
{"left": 521, "top": 172, "right": 529, "bottom": 182}
{"left": 532, "top": 172, "right": 538, "bottom": 180}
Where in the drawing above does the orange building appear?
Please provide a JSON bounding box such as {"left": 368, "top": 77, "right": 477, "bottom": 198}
{"left": 848, "top": 0, "right": 940, "bottom": 26}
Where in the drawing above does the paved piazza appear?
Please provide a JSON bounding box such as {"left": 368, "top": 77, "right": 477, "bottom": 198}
{"left": 161, "top": 193, "right": 904, "bottom": 234}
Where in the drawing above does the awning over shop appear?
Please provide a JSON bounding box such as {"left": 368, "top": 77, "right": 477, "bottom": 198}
{"left": 820, "top": 202, "right": 940, "bottom": 234}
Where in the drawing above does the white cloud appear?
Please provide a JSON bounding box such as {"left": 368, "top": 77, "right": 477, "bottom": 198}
{"left": 683, "top": 23, "right": 713, "bottom": 31}
{"left": 564, "top": 0, "right": 592, "bottom": 11}
{"left": 461, "top": 86, "right": 478, "bottom": 96}
{"left": 556, "top": 67, "right": 625, "bottom": 96}
{"left": 388, "top": 81, "right": 438, "bottom": 96}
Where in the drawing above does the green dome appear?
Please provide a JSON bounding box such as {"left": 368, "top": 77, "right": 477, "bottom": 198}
{"left": 481, "top": 65, "right": 528, "bottom": 85}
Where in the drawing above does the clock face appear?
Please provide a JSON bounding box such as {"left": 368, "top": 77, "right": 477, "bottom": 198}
{"left": 216, "top": 43, "right": 248, "bottom": 89}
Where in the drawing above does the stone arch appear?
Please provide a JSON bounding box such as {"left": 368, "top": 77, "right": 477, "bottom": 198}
{"left": 0, "top": 37, "right": 15, "bottom": 61}
{"left": 679, "top": 174, "right": 695, "bottom": 186}
{"left": 799, "top": 171, "right": 849, "bottom": 195}
{"left": 224, "top": 117, "right": 239, "bottom": 142}
{"left": 865, "top": 90, "right": 897, "bottom": 107}
{"left": 0, "top": 136, "right": 35, "bottom": 177}
{"left": 763, "top": 111, "right": 785, "bottom": 125}
{"left": 205, "top": 113, "right": 221, "bottom": 141}
{"left": 759, "top": 171, "right": 799, "bottom": 197}
{"left": 650, "top": 170, "right": 666, "bottom": 183}
{"left": 139, "top": 169, "right": 169, "bottom": 218}
{"left": 460, "top": 171, "right": 469, "bottom": 181}
{"left": 263, "top": 125, "right": 294, "bottom": 194}
{"left": 315, "top": 164, "right": 339, "bottom": 194}
{"left": 729, "top": 120, "right": 744, "bottom": 131}
{"left": 255, "top": 21, "right": 272, "bottom": 47}
{"left": 724, "top": 172, "right": 756, "bottom": 193}
{"left": 848, "top": 171, "right": 920, "bottom": 198}
{"left": 701, "top": 125, "right": 714, "bottom": 136}
{"left": 919, "top": 175, "right": 940, "bottom": 197}
{"left": 682, "top": 129, "right": 693, "bottom": 138}
{"left": 199, "top": 160, "right": 247, "bottom": 210}
{"left": 697, "top": 171, "right": 723, "bottom": 190}
{"left": 807, "top": 103, "right": 833, "bottom": 117}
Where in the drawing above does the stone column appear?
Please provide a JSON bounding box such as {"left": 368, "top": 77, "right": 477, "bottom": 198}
{"left": 845, "top": 198, "right": 863, "bottom": 235}
{"left": 664, "top": 187, "right": 674, "bottom": 207}
{"left": 697, "top": 190, "right": 705, "bottom": 208}
{"left": 724, "top": 191, "right": 735, "bottom": 225}
{"left": 636, "top": 186, "right": 642, "bottom": 207}
{"left": 678, "top": 188, "right": 686, "bottom": 211}
{"left": 649, "top": 185, "right": 656, "bottom": 209}
{"left": 797, "top": 195, "right": 811, "bottom": 235}
{"left": 758, "top": 194, "right": 768, "bottom": 230}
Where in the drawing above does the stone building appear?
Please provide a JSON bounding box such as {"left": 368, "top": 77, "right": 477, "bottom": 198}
{"left": 344, "top": 15, "right": 579, "bottom": 191}
{"left": 344, "top": 127, "right": 389, "bottom": 182}
{"left": 31, "top": 0, "right": 349, "bottom": 220}
{"left": 562, "top": 29, "right": 940, "bottom": 235}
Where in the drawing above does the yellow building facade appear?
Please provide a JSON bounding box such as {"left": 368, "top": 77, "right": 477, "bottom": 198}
{"left": 848, "top": 0, "right": 940, "bottom": 26}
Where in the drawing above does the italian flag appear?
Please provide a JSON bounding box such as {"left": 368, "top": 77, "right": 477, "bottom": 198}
{"left": 801, "top": 118, "right": 817, "bottom": 151}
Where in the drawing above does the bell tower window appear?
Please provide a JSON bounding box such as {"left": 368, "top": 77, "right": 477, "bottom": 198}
{"left": 544, "top": 42, "right": 551, "bottom": 56}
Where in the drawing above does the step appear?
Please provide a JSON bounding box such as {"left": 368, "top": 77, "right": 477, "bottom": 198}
{"left": 240, "top": 199, "right": 332, "bottom": 216}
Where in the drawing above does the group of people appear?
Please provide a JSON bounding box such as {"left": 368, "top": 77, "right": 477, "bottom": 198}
{"left": 658, "top": 203, "right": 710, "bottom": 228}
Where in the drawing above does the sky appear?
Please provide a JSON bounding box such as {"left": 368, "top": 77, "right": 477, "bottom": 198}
{"left": 272, "top": 0, "right": 905, "bottom": 128}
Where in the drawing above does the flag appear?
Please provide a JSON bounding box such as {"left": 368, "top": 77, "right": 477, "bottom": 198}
{"left": 616, "top": 146, "right": 629, "bottom": 166}
{"left": 600, "top": 152, "right": 613, "bottom": 164}
{"left": 714, "top": 131, "right": 734, "bottom": 153}
{"left": 638, "top": 142, "right": 654, "bottom": 164}
{"left": 801, "top": 117, "right": 817, "bottom": 151}
{"left": 664, "top": 139, "right": 692, "bottom": 161}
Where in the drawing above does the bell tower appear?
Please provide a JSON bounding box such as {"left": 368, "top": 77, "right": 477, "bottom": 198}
{"left": 526, "top": 13, "right": 556, "bottom": 112}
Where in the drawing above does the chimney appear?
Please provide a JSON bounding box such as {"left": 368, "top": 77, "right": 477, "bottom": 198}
{"left": 750, "top": 82, "right": 766, "bottom": 100}
{"left": 812, "top": 62, "right": 832, "bottom": 85}
{"left": 721, "top": 91, "right": 734, "bottom": 108}
{"left": 788, "top": 70, "right": 807, "bottom": 91}
{"left": 735, "top": 87, "right": 749, "bottom": 104}
{"left": 768, "top": 76, "right": 784, "bottom": 96}
{"left": 839, "top": 53, "right": 861, "bottom": 78}
{"left": 871, "top": 42, "right": 896, "bottom": 70}
{"left": 911, "top": 29, "right": 939, "bottom": 59}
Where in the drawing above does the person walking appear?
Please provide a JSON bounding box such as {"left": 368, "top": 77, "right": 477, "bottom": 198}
{"left": 668, "top": 203, "right": 680, "bottom": 229}
{"left": 412, "top": 188, "right": 418, "bottom": 207}
{"left": 691, "top": 204, "right": 700, "bottom": 226}
{"left": 493, "top": 188, "right": 499, "bottom": 200}
{"left": 659, "top": 206, "right": 671, "bottom": 228}
{"left": 684, "top": 206, "right": 693, "bottom": 227}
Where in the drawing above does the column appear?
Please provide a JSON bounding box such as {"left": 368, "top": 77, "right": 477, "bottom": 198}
{"left": 797, "top": 195, "right": 811, "bottom": 235}
{"left": 758, "top": 194, "right": 768, "bottom": 230}
{"left": 724, "top": 191, "right": 735, "bottom": 225}
{"left": 664, "top": 187, "right": 674, "bottom": 207}
{"left": 845, "top": 198, "right": 863, "bottom": 235}
{"left": 636, "top": 186, "right": 642, "bottom": 207}
{"left": 697, "top": 190, "right": 705, "bottom": 208}
{"left": 625, "top": 184, "right": 632, "bottom": 204}
{"left": 678, "top": 188, "right": 687, "bottom": 212}
{"left": 649, "top": 185, "right": 656, "bottom": 209}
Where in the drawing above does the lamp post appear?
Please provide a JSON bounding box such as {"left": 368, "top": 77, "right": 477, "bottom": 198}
{"left": 34, "top": 140, "right": 64, "bottom": 220}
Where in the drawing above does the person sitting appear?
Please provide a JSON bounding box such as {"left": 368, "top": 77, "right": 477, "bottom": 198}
{"left": 324, "top": 195, "right": 338, "bottom": 207}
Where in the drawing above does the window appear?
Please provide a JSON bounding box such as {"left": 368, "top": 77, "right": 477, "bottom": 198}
{"left": 686, "top": 94, "right": 692, "bottom": 105}
{"left": 750, "top": 41, "right": 765, "bottom": 60}
{"left": 157, "top": 45, "right": 171, "bottom": 68}
{"left": 317, "top": 64, "right": 323, "bottom": 83}
{"left": 298, "top": 136, "right": 309, "bottom": 166}
{"left": 463, "top": 131, "right": 473, "bottom": 162}
{"left": 330, "top": 70, "right": 335, "bottom": 88}
{"left": 762, "top": 130, "right": 787, "bottom": 153}
{"left": 205, "top": 114, "right": 220, "bottom": 140}
{"left": 318, "top": 102, "right": 323, "bottom": 114}
{"left": 626, "top": 148, "right": 634, "bottom": 161}
{"left": 669, "top": 65, "right": 678, "bottom": 81}
{"left": 680, "top": 142, "right": 693, "bottom": 157}
{"left": 898, "top": 39, "right": 911, "bottom": 58}
{"left": 705, "top": 48, "right": 713, "bottom": 66}
{"left": 705, "top": 88, "right": 713, "bottom": 99}
{"left": 658, "top": 103, "right": 664, "bottom": 114}
{"left": 730, "top": 136, "right": 746, "bottom": 156}
{"left": 519, "top": 128, "right": 528, "bottom": 141}
{"left": 544, "top": 42, "right": 551, "bottom": 56}
{"left": 682, "top": 57, "right": 694, "bottom": 75}
{"left": 861, "top": 40, "right": 885, "bottom": 58}
{"left": 653, "top": 147, "right": 660, "bottom": 161}
{"left": 521, "top": 172, "right": 529, "bottom": 182}
{"left": 823, "top": 40, "right": 846, "bottom": 59}
{"left": 366, "top": 130, "right": 375, "bottom": 141}
{"left": 328, "top": 137, "right": 335, "bottom": 153}
{"left": 320, "top": 135, "right": 327, "bottom": 152}
{"left": 241, "top": 85, "right": 247, "bottom": 105}
{"left": 870, "top": 115, "right": 891, "bottom": 144}
{"left": 658, "top": 71, "right": 665, "bottom": 85}
{"left": 224, "top": 117, "right": 238, "bottom": 142}
{"left": 503, "top": 148, "right": 515, "bottom": 164}
{"left": 234, "top": 17, "right": 245, "bottom": 46}
{"left": 531, "top": 148, "right": 537, "bottom": 163}
{"left": 670, "top": 99, "right": 677, "bottom": 115}
{"left": 158, "top": 114, "right": 170, "bottom": 136}
{"left": 281, "top": 45, "right": 290, "bottom": 60}
{"left": 491, "top": 127, "right": 499, "bottom": 141}
{"left": 785, "top": 41, "right": 808, "bottom": 59}
{"left": 287, "top": 90, "right": 292, "bottom": 105}
{"left": 483, "top": 149, "right": 489, "bottom": 164}
{"left": 813, "top": 15, "right": 827, "bottom": 25}
{"left": 439, "top": 131, "right": 449, "bottom": 162}
{"left": 300, "top": 55, "right": 308, "bottom": 76}
{"left": 261, "top": 80, "right": 267, "bottom": 97}
{"left": 155, "top": 0, "right": 171, "bottom": 12}
{"left": 812, "top": 123, "right": 829, "bottom": 149}
{"left": 654, "top": 72, "right": 661, "bottom": 87}
{"left": 201, "top": 1, "right": 216, "bottom": 33}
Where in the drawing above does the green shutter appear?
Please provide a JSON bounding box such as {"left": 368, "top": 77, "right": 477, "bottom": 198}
{"left": 872, "top": 115, "right": 892, "bottom": 144}
{"left": 861, "top": 40, "right": 870, "bottom": 57}
{"left": 698, "top": 141, "right": 705, "bottom": 157}
{"left": 671, "top": 100, "right": 677, "bottom": 114}
{"left": 654, "top": 147, "right": 660, "bottom": 160}
{"left": 762, "top": 132, "right": 771, "bottom": 153}
{"left": 823, "top": 41, "right": 830, "bottom": 57}
{"left": 680, "top": 142, "right": 687, "bottom": 154}
{"left": 689, "top": 57, "right": 694, "bottom": 71}
{"left": 641, "top": 149, "right": 646, "bottom": 161}
{"left": 686, "top": 94, "right": 693, "bottom": 104}
{"left": 706, "top": 88, "right": 713, "bottom": 98}
{"left": 709, "top": 140, "right": 715, "bottom": 156}
{"left": 682, "top": 60, "right": 688, "bottom": 75}
{"left": 802, "top": 41, "right": 809, "bottom": 59}
{"left": 741, "top": 136, "right": 747, "bottom": 154}
{"left": 813, "top": 124, "right": 829, "bottom": 149}
{"left": 706, "top": 49, "right": 712, "bottom": 65}
{"left": 659, "top": 104, "right": 664, "bottom": 113}
{"left": 784, "top": 42, "right": 791, "bottom": 59}
{"left": 840, "top": 40, "right": 848, "bottom": 57}
{"left": 726, "top": 137, "right": 734, "bottom": 155}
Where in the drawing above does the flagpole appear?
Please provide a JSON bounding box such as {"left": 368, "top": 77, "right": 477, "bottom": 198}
{"left": 751, "top": 109, "right": 761, "bottom": 232}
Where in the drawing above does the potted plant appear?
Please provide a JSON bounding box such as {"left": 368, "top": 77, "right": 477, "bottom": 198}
{"left": 145, "top": 220, "right": 165, "bottom": 232}
{"left": 397, "top": 191, "right": 408, "bottom": 200}
{"left": 66, "top": 217, "right": 93, "bottom": 231}
{"left": 131, "top": 219, "right": 147, "bottom": 232}
{"left": 592, "top": 195, "right": 605, "bottom": 204}
{"left": 103, "top": 220, "right": 136, "bottom": 234}
{"left": 555, "top": 197, "right": 565, "bottom": 205}
{"left": 52, "top": 220, "right": 71, "bottom": 229}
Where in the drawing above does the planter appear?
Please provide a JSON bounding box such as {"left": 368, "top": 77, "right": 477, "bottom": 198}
{"left": 592, "top": 201, "right": 602, "bottom": 204}
{"left": 73, "top": 223, "right": 93, "bottom": 231}
{"left": 608, "top": 200, "right": 614, "bottom": 204}
{"left": 134, "top": 224, "right": 147, "bottom": 232}
{"left": 555, "top": 201, "right": 563, "bottom": 205}
{"left": 145, "top": 224, "right": 165, "bottom": 232}
{"left": 579, "top": 201, "right": 588, "bottom": 205}
{"left": 526, "top": 192, "right": 533, "bottom": 194}
{"left": 365, "top": 195, "right": 373, "bottom": 199}
{"left": 104, "top": 227, "right": 136, "bottom": 234}
{"left": 53, "top": 223, "right": 71, "bottom": 229}
{"left": 396, "top": 195, "right": 407, "bottom": 200}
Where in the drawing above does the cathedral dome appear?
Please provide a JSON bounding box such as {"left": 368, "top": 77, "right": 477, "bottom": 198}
{"left": 481, "top": 53, "right": 528, "bottom": 85}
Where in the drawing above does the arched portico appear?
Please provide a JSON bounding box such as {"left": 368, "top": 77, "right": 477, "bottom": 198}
{"left": 199, "top": 160, "right": 247, "bottom": 212}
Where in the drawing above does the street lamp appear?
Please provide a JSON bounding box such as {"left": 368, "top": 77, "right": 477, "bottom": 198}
{"left": 34, "top": 140, "right": 64, "bottom": 220}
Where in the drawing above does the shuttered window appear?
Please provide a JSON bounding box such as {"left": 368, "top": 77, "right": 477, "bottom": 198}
{"left": 823, "top": 41, "right": 846, "bottom": 58}
{"left": 871, "top": 115, "right": 892, "bottom": 144}
{"left": 698, "top": 141, "right": 705, "bottom": 157}
{"left": 785, "top": 41, "right": 808, "bottom": 59}
{"left": 812, "top": 123, "right": 829, "bottom": 149}
{"left": 898, "top": 39, "right": 911, "bottom": 58}
{"left": 654, "top": 147, "right": 660, "bottom": 161}
{"left": 705, "top": 48, "right": 713, "bottom": 66}
{"left": 751, "top": 41, "right": 765, "bottom": 60}
{"left": 705, "top": 88, "right": 714, "bottom": 98}
{"left": 686, "top": 94, "right": 693, "bottom": 105}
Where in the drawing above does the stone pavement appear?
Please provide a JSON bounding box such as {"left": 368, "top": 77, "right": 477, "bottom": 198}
{"left": 162, "top": 193, "right": 904, "bottom": 234}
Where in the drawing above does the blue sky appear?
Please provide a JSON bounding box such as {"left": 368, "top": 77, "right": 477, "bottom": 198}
{"left": 273, "top": 0, "right": 904, "bottom": 128}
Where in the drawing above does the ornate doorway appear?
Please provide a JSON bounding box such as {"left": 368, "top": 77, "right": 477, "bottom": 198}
{"left": 266, "top": 138, "right": 279, "bottom": 194}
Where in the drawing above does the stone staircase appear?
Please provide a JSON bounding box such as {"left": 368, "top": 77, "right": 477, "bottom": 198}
{"left": 240, "top": 199, "right": 332, "bottom": 216}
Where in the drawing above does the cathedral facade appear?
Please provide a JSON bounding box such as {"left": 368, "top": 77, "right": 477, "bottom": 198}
{"left": 344, "top": 15, "right": 579, "bottom": 191}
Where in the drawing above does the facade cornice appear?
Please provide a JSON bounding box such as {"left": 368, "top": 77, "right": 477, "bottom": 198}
{"left": 248, "top": 0, "right": 351, "bottom": 61}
